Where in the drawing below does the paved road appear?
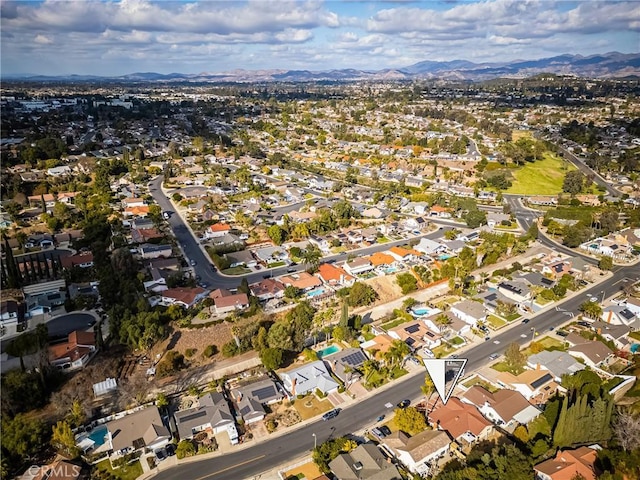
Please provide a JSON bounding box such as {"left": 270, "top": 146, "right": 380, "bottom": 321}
{"left": 555, "top": 144, "right": 621, "bottom": 198}
{"left": 152, "top": 258, "right": 638, "bottom": 480}
{"left": 148, "top": 176, "right": 452, "bottom": 290}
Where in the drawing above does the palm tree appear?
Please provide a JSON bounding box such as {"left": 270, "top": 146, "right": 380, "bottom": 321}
{"left": 435, "top": 313, "right": 452, "bottom": 335}
{"left": 301, "top": 244, "right": 322, "bottom": 273}
{"left": 384, "top": 340, "right": 411, "bottom": 367}
{"left": 421, "top": 374, "right": 435, "bottom": 401}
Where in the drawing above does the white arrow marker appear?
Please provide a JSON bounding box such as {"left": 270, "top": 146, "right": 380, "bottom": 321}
{"left": 423, "top": 358, "right": 468, "bottom": 405}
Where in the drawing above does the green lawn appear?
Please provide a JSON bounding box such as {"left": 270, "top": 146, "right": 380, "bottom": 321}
{"left": 487, "top": 315, "right": 506, "bottom": 329}
{"left": 490, "top": 361, "right": 511, "bottom": 373}
{"left": 267, "top": 261, "right": 286, "bottom": 268}
{"left": 450, "top": 336, "right": 464, "bottom": 346}
{"left": 629, "top": 331, "right": 640, "bottom": 341}
{"left": 94, "top": 459, "right": 142, "bottom": 480}
{"left": 377, "top": 237, "right": 390, "bottom": 244}
{"left": 505, "top": 313, "right": 521, "bottom": 322}
{"left": 506, "top": 153, "right": 575, "bottom": 195}
{"left": 221, "top": 266, "right": 252, "bottom": 275}
{"left": 523, "top": 336, "right": 567, "bottom": 356}
{"left": 432, "top": 343, "right": 455, "bottom": 358}
{"left": 381, "top": 318, "right": 411, "bottom": 331}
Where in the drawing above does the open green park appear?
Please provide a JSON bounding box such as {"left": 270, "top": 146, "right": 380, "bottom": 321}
{"left": 506, "top": 153, "right": 575, "bottom": 195}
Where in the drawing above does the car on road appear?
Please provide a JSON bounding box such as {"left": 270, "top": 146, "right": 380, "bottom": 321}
{"left": 489, "top": 354, "right": 499, "bottom": 361}
{"left": 548, "top": 326, "right": 555, "bottom": 331}
{"left": 522, "top": 318, "right": 530, "bottom": 324}
{"left": 322, "top": 409, "right": 340, "bottom": 421}
{"left": 484, "top": 336, "right": 491, "bottom": 341}
{"left": 287, "top": 267, "right": 296, "bottom": 273}
{"left": 397, "top": 399, "right": 410, "bottom": 408}
{"left": 190, "top": 259, "right": 197, "bottom": 266}
{"left": 199, "top": 282, "right": 208, "bottom": 289}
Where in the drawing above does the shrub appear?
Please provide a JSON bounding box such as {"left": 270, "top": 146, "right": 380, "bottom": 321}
{"left": 202, "top": 344, "right": 218, "bottom": 358}
{"left": 315, "top": 388, "right": 326, "bottom": 399}
{"left": 185, "top": 348, "right": 197, "bottom": 358}
{"left": 222, "top": 341, "right": 239, "bottom": 358}
{"left": 176, "top": 440, "right": 196, "bottom": 459}
{"left": 265, "top": 419, "right": 277, "bottom": 433}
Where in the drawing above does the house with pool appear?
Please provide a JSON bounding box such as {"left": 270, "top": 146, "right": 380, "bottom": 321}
{"left": 105, "top": 407, "right": 171, "bottom": 459}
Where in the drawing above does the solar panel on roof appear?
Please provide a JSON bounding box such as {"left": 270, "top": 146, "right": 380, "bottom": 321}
{"left": 486, "top": 293, "right": 497, "bottom": 301}
{"left": 531, "top": 373, "right": 553, "bottom": 389}
{"left": 405, "top": 324, "right": 420, "bottom": 334}
{"left": 342, "top": 352, "right": 366, "bottom": 366}
{"left": 179, "top": 410, "right": 207, "bottom": 423}
{"left": 252, "top": 386, "right": 275, "bottom": 401}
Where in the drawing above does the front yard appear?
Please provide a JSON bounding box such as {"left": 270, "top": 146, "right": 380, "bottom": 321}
{"left": 93, "top": 459, "right": 142, "bottom": 480}
{"left": 292, "top": 395, "right": 334, "bottom": 421}
{"left": 221, "top": 266, "right": 252, "bottom": 275}
{"left": 487, "top": 315, "right": 506, "bottom": 329}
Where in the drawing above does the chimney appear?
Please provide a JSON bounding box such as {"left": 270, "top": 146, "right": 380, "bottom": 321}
{"left": 291, "top": 377, "right": 296, "bottom": 396}
{"left": 536, "top": 363, "right": 541, "bottom": 371}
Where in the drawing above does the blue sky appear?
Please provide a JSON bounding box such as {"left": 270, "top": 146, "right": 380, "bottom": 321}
{"left": 1, "top": 0, "right": 638, "bottom": 76}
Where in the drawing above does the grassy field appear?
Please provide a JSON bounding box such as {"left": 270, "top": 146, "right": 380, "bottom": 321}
{"left": 462, "top": 376, "right": 499, "bottom": 392}
{"left": 506, "top": 153, "right": 575, "bottom": 195}
{"left": 487, "top": 315, "right": 506, "bottom": 329}
{"left": 221, "top": 266, "right": 252, "bottom": 275}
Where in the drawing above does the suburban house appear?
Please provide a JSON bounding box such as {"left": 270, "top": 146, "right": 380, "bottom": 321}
{"left": 323, "top": 348, "right": 368, "bottom": 385}
{"left": 428, "top": 397, "right": 494, "bottom": 447}
{"left": 329, "top": 443, "right": 402, "bottom": 480}
{"left": 60, "top": 251, "right": 94, "bottom": 270}
{"left": 450, "top": 300, "right": 487, "bottom": 326}
{"left": 623, "top": 297, "right": 640, "bottom": 316}
{"left": 486, "top": 212, "right": 511, "bottom": 228}
{"left": 429, "top": 205, "right": 452, "bottom": 218}
{"left": 369, "top": 252, "right": 397, "bottom": 269}
{"left": 460, "top": 386, "right": 540, "bottom": 432}
{"left": 160, "top": 287, "right": 207, "bottom": 308}
{"left": 527, "top": 351, "right": 585, "bottom": 382}
{"left": 138, "top": 243, "right": 172, "bottom": 259}
{"left": 174, "top": 392, "right": 238, "bottom": 444}
{"left": 226, "top": 250, "right": 257, "bottom": 268}
{"left": 48, "top": 330, "right": 97, "bottom": 371}
{"left": 602, "top": 305, "right": 639, "bottom": 328}
{"left": 534, "top": 446, "right": 599, "bottom": 480}
{"left": 317, "top": 263, "right": 355, "bottom": 287}
{"left": 249, "top": 278, "right": 286, "bottom": 301}
{"left": 382, "top": 430, "right": 451, "bottom": 477}
{"left": 254, "top": 246, "right": 290, "bottom": 265}
{"left": 497, "top": 370, "right": 560, "bottom": 405}
{"left": 0, "top": 299, "right": 25, "bottom": 332}
{"left": 131, "top": 227, "right": 164, "bottom": 244}
{"left": 231, "top": 377, "right": 284, "bottom": 425}
{"left": 309, "top": 235, "right": 331, "bottom": 253}
{"left": 361, "top": 333, "right": 395, "bottom": 359}
{"left": 568, "top": 340, "right": 614, "bottom": 368}
{"left": 497, "top": 280, "right": 532, "bottom": 305}
{"left": 388, "top": 246, "right": 420, "bottom": 263}
{"left": 388, "top": 321, "right": 441, "bottom": 352}
{"left": 122, "top": 197, "right": 146, "bottom": 208}
{"left": 210, "top": 289, "right": 250, "bottom": 314}
{"left": 279, "top": 272, "right": 322, "bottom": 291}
{"left": 205, "top": 223, "right": 232, "bottom": 239}
{"left": 414, "top": 238, "right": 447, "bottom": 256}
{"left": 279, "top": 360, "right": 340, "bottom": 397}
{"left": 343, "top": 257, "right": 374, "bottom": 276}
{"left": 590, "top": 321, "right": 631, "bottom": 349}
{"left": 106, "top": 407, "right": 171, "bottom": 458}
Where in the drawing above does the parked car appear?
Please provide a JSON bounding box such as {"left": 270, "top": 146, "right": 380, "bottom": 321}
{"left": 556, "top": 330, "right": 569, "bottom": 337}
{"left": 379, "top": 426, "right": 391, "bottom": 436}
{"left": 489, "top": 353, "right": 499, "bottom": 361}
{"left": 154, "top": 448, "right": 166, "bottom": 462}
{"left": 371, "top": 427, "right": 385, "bottom": 438}
{"left": 397, "top": 399, "right": 410, "bottom": 408}
{"left": 165, "top": 444, "right": 175, "bottom": 456}
{"left": 577, "top": 321, "right": 591, "bottom": 327}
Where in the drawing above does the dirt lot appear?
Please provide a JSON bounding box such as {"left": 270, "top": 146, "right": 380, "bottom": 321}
{"left": 284, "top": 460, "right": 323, "bottom": 480}
{"left": 363, "top": 275, "right": 403, "bottom": 305}
{"left": 150, "top": 321, "right": 237, "bottom": 367}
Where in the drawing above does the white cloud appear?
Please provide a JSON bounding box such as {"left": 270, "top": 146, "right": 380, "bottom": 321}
{"left": 34, "top": 34, "right": 53, "bottom": 45}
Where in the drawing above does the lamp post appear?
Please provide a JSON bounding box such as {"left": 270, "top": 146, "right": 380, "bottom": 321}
{"left": 601, "top": 290, "right": 605, "bottom": 304}
{"left": 531, "top": 327, "right": 536, "bottom": 342}
{"left": 312, "top": 433, "right": 317, "bottom": 450}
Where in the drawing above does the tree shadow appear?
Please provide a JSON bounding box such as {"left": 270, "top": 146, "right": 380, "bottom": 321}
{"left": 166, "top": 331, "right": 181, "bottom": 351}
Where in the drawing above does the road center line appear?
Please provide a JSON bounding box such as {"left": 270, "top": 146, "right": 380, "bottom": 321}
{"left": 195, "top": 455, "right": 267, "bottom": 480}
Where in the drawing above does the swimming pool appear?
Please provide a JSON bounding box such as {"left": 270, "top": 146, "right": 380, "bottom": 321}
{"left": 306, "top": 287, "right": 326, "bottom": 298}
{"left": 77, "top": 425, "right": 108, "bottom": 451}
{"left": 383, "top": 267, "right": 399, "bottom": 274}
{"left": 412, "top": 308, "right": 431, "bottom": 316}
{"left": 317, "top": 345, "right": 340, "bottom": 358}
{"left": 438, "top": 254, "right": 453, "bottom": 261}
{"left": 631, "top": 344, "right": 640, "bottom": 354}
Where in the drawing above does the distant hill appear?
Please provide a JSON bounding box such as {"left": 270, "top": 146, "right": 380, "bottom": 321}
{"left": 5, "top": 52, "right": 639, "bottom": 83}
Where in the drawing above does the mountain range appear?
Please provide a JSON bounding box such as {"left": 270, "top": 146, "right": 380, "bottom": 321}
{"left": 5, "top": 52, "right": 640, "bottom": 83}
